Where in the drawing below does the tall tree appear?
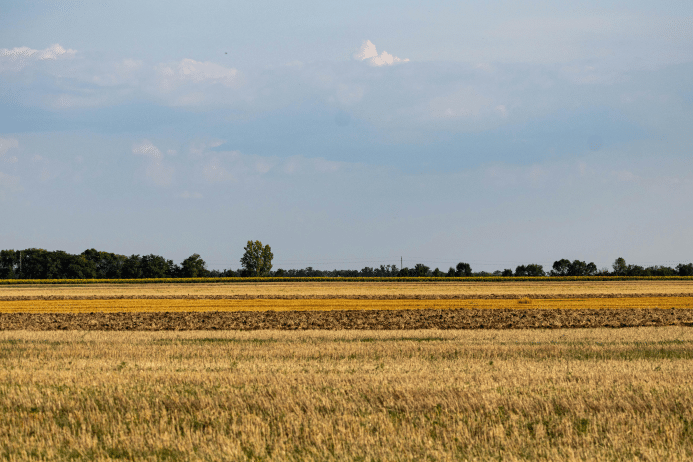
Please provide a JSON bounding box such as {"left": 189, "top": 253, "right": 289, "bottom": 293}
{"left": 612, "top": 257, "right": 628, "bottom": 276}
{"left": 140, "top": 254, "right": 173, "bottom": 278}
{"left": 455, "top": 262, "right": 472, "bottom": 277}
{"left": 677, "top": 263, "right": 693, "bottom": 276}
{"left": 413, "top": 263, "right": 430, "bottom": 277}
{"left": 551, "top": 259, "right": 571, "bottom": 276}
{"left": 515, "top": 264, "right": 545, "bottom": 277}
{"left": 0, "top": 250, "right": 18, "bottom": 278}
{"left": 181, "top": 254, "right": 208, "bottom": 277}
{"left": 121, "top": 255, "right": 143, "bottom": 279}
{"left": 240, "top": 241, "right": 273, "bottom": 277}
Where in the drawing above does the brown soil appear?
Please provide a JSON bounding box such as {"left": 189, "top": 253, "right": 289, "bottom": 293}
{"left": 2, "top": 309, "right": 692, "bottom": 330}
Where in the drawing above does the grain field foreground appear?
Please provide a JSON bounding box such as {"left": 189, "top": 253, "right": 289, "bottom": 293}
{"left": 1, "top": 328, "right": 692, "bottom": 461}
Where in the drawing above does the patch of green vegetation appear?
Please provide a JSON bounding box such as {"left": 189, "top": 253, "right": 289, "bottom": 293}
{"left": 567, "top": 348, "right": 693, "bottom": 361}
{"left": 512, "top": 346, "right": 693, "bottom": 362}
{"left": 153, "top": 338, "right": 277, "bottom": 345}
{"left": 349, "top": 337, "right": 447, "bottom": 343}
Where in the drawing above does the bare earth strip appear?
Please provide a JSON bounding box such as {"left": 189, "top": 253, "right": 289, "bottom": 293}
{"left": 2, "top": 308, "right": 693, "bottom": 330}
{"left": 2, "top": 280, "right": 693, "bottom": 298}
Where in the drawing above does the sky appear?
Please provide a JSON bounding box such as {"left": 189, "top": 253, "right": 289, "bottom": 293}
{"left": 1, "top": 0, "right": 692, "bottom": 272}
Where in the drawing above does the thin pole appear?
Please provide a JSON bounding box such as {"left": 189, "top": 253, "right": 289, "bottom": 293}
{"left": 401, "top": 256, "right": 402, "bottom": 271}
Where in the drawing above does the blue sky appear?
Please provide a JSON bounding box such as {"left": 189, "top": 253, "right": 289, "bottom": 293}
{"left": 1, "top": 0, "right": 692, "bottom": 271}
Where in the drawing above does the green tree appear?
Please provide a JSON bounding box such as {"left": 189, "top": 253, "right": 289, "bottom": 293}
{"left": 0, "top": 250, "right": 18, "bottom": 278}
{"left": 82, "top": 249, "right": 126, "bottom": 279}
{"left": 19, "top": 248, "right": 60, "bottom": 279}
{"left": 181, "top": 254, "right": 209, "bottom": 278}
{"left": 413, "top": 263, "right": 430, "bottom": 277}
{"left": 140, "top": 254, "right": 175, "bottom": 278}
{"left": 515, "top": 264, "right": 545, "bottom": 277}
{"left": 551, "top": 259, "right": 571, "bottom": 276}
{"left": 553, "top": 259, "right": 598, "bottom": 276}
{"left": 612, "top": 257, "right": 628, "bottom": 276}
{"left": 121, "top": 255, "right": 143, "bottom": 279}
{"left": 240, "top": 241, "right": 273, "bottom": 277}
{"left": 455, "top": 262, "right": 472, "bottom": 277}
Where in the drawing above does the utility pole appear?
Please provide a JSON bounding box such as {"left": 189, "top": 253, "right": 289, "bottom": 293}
{"left": 401, "top": 256, "right": 402, "bottom": 271}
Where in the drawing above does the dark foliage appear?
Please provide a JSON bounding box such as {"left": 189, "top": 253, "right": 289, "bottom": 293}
{"left": 0, "top": 248, "right": 691, "bottom": 279}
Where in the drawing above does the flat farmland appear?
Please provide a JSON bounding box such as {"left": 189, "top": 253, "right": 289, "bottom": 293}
{"left": 2, "top": 280, "right": 693, "bottom": 299}
{"left": 2, "top": 283, "right": 693, "bottom": 460}
{"left": 2, "top": 280, "right": 693, "bottom": 330}
{"left": 1, "top": 328, "right": 692, "bottom": 460}
{"left": 2, "top": 296, "right": 693, "bottom": 313}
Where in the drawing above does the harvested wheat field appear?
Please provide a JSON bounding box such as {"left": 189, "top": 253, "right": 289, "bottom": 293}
{"left": 2, "top": 280, "right": 693, "bottom": 330}
{"left": 2, "top": 279, "right": 693, "bottom": 299}
{"left": 1, "top": 328, "right": 692, "bottom": 461}
{"left": 1, "top": 296, "right": 692, "bottom": 313}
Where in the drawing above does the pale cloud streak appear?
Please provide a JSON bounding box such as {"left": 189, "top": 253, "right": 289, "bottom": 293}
{"left": 354, "top": 40, "right": 409, "bottom": 66}
{"left": 157, "top": 58, "right": 239, "bottom": 90}
{"left": 0, "top": 137, "right": 19, "bottom": 158}
{"left": 133, "top": 140, "right": 173, "bottom": 186}
{"left": 0, "top": 44, "right": 76, "bottom": 72}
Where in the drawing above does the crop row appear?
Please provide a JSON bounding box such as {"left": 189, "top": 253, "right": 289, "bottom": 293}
{"left": 2, "top": 276, "right": 693, "bottom": 285}
{"left": 2, "top": 296, "right": 693, "bottom": 313}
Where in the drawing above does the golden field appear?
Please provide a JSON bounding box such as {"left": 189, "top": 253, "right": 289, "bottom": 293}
{"left": 1, "top": 328, "right": 692, "bottom": 461}
{"left": 2, "top": 280, "right": 693, "bottom": 299}
{"left": 1, "top": 296, "right": 693, "bottom": 313}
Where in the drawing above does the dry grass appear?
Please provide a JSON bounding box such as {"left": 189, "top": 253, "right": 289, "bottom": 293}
{"left": 1, "top": 296, "right": 692, "bottom": 313}
{"left": 1, "top": 328, "right": 692, "bottom": 461}
{"left": 2, "top": 280, "right": 693, "bottom": 298}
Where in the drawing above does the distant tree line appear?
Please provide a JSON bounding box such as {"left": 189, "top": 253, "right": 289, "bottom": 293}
{"left": 0, "top": 247, "right": 691, "bottom": 279}
{"left": 0, "top": 249, "right": 213, "bottom": 279}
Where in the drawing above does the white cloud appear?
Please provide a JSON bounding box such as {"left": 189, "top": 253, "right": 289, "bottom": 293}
{"left": 177, "top": 191, "right": 203, "bottom": 199}
{"left": 0, "top": 171, "right": 22, "bottom": 199}
{"left": 614, "top": 170, "right": 640, "bottom": 182}
{"left": 47, "top": 93, "right": 109, "bottom": 109}
{"left": 202, "top": 155, "right": 238, "bottom": 183}
{"left": 133, "top": 140, "right": 173, "bottom": 186}
{"left": 0, "top": 137, "right": 19, "bottom": 157}
{"left": 90, "top": 58, "right": 144, "bottom": 87}
{"left": 157, "top": 58, "right": 239, "bottom": 90}
{"left": 0, "top": 44, "right": 76, "bottom": 72}
{"left": 428, "top": 86, "right": 493, "bottom": 119}
{"left": 354, "top": 40, "right": 409, "bottom": 66}
{"left": 283, "top": 155, "right": 342, "bottom": 175}
{"left": 133, "top": 140, "right": 164, "bottom": 161}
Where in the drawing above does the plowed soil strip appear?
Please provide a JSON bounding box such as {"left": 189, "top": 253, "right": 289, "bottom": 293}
{"left": 1, "top": 296, "right": 693, "bottom": 313}
{"left": 2, "top": 309, "right": 692, "bottom": 330}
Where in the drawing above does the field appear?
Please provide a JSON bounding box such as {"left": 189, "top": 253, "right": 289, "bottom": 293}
{"left": 2, "top": 280, "right": 692, "bottom": 330}
{"left": 1, "top": 280, "right": 692, "bottom": 460}
{"left": 1, "top": 328, "right": 693, "bottom": 461}
{"left": 2, "top": 280, "right": 693, "bottom": 298}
